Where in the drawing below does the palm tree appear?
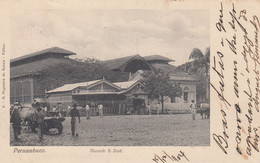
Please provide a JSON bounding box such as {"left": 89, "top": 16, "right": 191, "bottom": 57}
{"left": 189, "top": 48, "right": 204, "bottom": 60}
{"left": 188, "top": 47, "right": 210, "bottom": 103}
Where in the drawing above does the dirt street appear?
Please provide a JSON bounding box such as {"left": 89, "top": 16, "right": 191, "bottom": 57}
{"left": 10, "top": 114, "right": 209, "bottom": 146}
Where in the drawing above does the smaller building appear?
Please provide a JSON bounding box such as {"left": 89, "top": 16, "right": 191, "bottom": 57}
{"left": 164, "top": 71, "right": 197, "bottom": 112}
{"left": 129, "top": 70, "right": 197, "bottom": 113}
{"left": 46, "top": 79, "right": 148, "bottom": 115}
{"left": 105, "top": 54, "right": 197, "bottom": 113}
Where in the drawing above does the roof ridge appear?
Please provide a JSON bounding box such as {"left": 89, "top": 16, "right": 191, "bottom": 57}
{"left": 143, "top": 55, "right": 174, "bottom": 62}
{"left": 103, "top": 54, "right": 139, "bottom": 63}
{"left": 11, "top": 47, "right": 76, "bottom": 63}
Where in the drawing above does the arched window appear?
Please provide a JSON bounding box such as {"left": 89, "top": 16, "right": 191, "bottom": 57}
{"left": 124, "top": 59, "right": 151, "bottom": 73}
{"left": 183, "top": 87, "right": 189, "bottom": 92}
{"left": 183, "top": 87, "right": 189, "bottom": 103}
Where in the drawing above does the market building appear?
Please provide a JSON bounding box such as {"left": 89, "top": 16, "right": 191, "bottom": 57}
{"left": 10, "top": 47, "right": 197, "bottom": 113}
{"left": 46, "top": 79, "right": 148, "bottom": 115}
{"left": 105, "top": 54, "right": 197, "bottom": 113}
{"left": 10, "top": 47, "right": 76, "bottom": 105}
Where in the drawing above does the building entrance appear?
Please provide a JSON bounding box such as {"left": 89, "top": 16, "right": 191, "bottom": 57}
{"left": 133, "top": 98, "right": 146, "bottom": 114}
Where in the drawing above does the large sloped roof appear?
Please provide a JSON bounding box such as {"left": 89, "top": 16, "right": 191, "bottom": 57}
{"left": 143, "top": 55, "right": 174, "bottom": 62}
{"left": 103, "top": 54, "right": 176, "bottom": 73}
{"left": 11, "top": 47, "right": 76, "bottom": 63}
{"left": 103, "top": 54, "right": 155, "bottom": 72}
{"left": 113, "top": 80, "right": 139, "bottom": 89}
{"left": 47, "top": 79, "right": 102, "bottom": 93}
{"left": 10, "top": 58, "right": 78, "bottom": 78}
{"left": 103, "top": 55, "right": 141, "bottom": 70}
{"left": 47, "top": 79, "right": 140, "bottom": 94}
{"left": 128, "top": 69, "right": 195, "bottom": 82}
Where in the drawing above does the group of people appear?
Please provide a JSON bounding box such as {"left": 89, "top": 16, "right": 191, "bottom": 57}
{"left": 10, "top": 103, "right": 22, "bottom": 141}
{"left": 146, "top": 103, "right": 160, "bottom": 115}
{"left": 10, "top": 99, "right": 201, "bottom": 141}
{"left": 10, "top": 101, "right": 105, "bottom": 141}
{"left": 189, "top": 99, "right": 211, "bottom": 120}
{"left": 52, "top": 103, "right": 63, "bottom": 112}
{"left": 146, "top": 100, "right": 199, "bottom": 120}
{"left": 146, "top": 100, "right": 197, "bottom": 118}
{"left": 10, "top": 102, "right": 45, "bottom": 141}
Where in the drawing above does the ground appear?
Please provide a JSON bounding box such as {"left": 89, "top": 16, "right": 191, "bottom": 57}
{"left": 10, "top": 114, "right": 210, "bottom": 146}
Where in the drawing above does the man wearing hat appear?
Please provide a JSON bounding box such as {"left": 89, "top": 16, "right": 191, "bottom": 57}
{"left": 13, "top": 102, "right": 22, "bottom": 111}
{"left": 10, "top": 102, "right": 22, "bottom": 141}
{"left": 190, "top": 99, "right": 197, "bottom": 120}
{"left": 98, "top": 104, "right": 103, "bottom": 118}
{"left": 70, "top": 103, "right": 80, "bottom": 136}
{"left": 35, "top": 102, "right": 45, "bottom": 140}
{"left": 32, "top": 99, "right": 38, "bottom": 108}
{"left": 85, "top": 104, "right": 90, "bottom": 120}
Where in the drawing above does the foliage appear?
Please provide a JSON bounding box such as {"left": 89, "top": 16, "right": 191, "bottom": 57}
{"left": 74, "top": 57, "right": 102, "bottom": 64}
{"left": 141, "top": 70, "right": 182, "bottom": 114}
{"left": 37, "top": 58, "right": 129, "bottom": 92}
{"left": 177, "top": 47, "right": 210, "bottom": 103}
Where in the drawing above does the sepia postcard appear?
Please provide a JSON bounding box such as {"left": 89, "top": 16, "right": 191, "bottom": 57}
{"left": 0, "top": 0, "right": 260, "bottom": 162}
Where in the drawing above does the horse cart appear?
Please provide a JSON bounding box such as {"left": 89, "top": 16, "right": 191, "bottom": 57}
{"left": 18, "top": 107, "right": 65, "bottom": 134}
{"left": 43, "top": 111, "right": 65, "bottom": 134}
{"left": 197, "top": 103, "right": 210, "bottom": 119}
{"left": 19, "top": 107, "right": 38, "bottom": 132}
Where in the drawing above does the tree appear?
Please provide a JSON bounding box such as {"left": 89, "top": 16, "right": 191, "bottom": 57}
{"left": 141, "top": 70, "right": 182, "bottom": 114}
{"left": 37, "top": 58, "right": 129, "bottom": 92}
{"left": 189, "top": 48, "right": 204, "bottom": 60}
{"left": 188, "top": 47, "right": 210, "bottom": 102}
{"left": 74, "top": 57, "right": 102, "bottom": 64}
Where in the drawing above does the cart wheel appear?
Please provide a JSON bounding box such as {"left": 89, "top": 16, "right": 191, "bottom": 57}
{"left": 31, "top": 126, "right": 37, "bottom": 133}
{"left": 43, "top": 126, "right": 49, "bottom": 134}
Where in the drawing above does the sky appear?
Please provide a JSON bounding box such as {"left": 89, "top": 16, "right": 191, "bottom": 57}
{"left": 10, "top": 10, "right": 209, "bottom": 66}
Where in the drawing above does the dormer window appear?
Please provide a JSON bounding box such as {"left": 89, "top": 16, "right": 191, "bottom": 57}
{"left": 73, "top": 89, "right": 80, "bottom": 93}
